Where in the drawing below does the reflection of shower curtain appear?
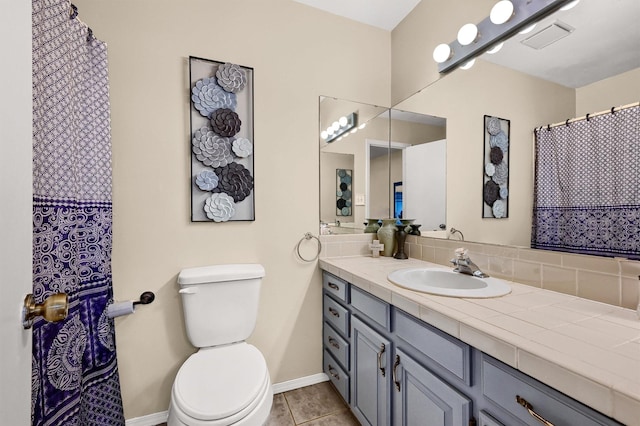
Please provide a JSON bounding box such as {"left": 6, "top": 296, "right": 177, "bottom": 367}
{"left": 532, "top": 105, "right": 640, "bottom": 260}
{"left": 32, "top": 0, "right": 125, "bottom": 424}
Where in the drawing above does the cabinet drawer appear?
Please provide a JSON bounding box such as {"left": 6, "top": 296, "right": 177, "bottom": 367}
{"left": 323, "top": 322, "right": 349, "bottom": 370}
{"left": 323, "top": 272, "right": 348, "bottom": 303}
{"left": 350, "top": 285, "right": 390, "bottom": 331}
{"left": 479, "top": 411, "right": 504, "bottom": 426}
{"left": 481, "top": 355, "right": 622, "bottom": 426}
{"left": 324, "top": 349, "right": 350, "bottom": 404}
{"left": 323, "top": 294, "right": 349, "bottom": 337}
{"left": 394, "top": 309, "right": 471, "bottom": 385}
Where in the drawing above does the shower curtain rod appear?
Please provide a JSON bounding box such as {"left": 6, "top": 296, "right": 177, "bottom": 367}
{"left": 540, "top": 101, "right": 639, "bottom": 130}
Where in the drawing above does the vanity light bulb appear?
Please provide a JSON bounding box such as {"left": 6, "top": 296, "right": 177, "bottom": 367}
{"left": 519, "top": 23, "right": 536, "bottom": 34}
{"left": 320, "top": 130, "right": 328, "bottom": 140}
{"left": 490, "top": 1, "right": 514, "bottom": 25}
{"left": 560, "top": 0, "right": 579, "bottom": 11}
{"left": 460, "top": 59, "right": 475, "bottom": 70}
{"left": 327, "top": 127, "right": 335, "bottom": 135}
{"left": 339, "top": 116, "right": 348, "bottom": 127}
{"left": 331, "top": 121, "right": 340, "bottom": 132}
{"left": 433, "top": 44, "right": 452, "bottom": 63}
{"left": 486, "top": 42, "right": 504, "bottom": 54}
{"left": 457, "top": 23, "right": 478, "bottom": 46}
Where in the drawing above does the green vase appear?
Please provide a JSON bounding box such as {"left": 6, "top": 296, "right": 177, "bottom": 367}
{"left": 364, "top": 218, "right": 380, "bottom": 233}
{"left": 376, "top": 219, "right": 397, "bottom": 257}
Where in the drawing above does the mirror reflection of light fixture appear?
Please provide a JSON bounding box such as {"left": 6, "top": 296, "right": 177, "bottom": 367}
{"left": 322, "top": 112, "right": 358, "bottom": 143}
{"left": 486, "top": 42, "right": 504, "bottom": 54}
{"left": 560, "top": 0, "right": 579, "bottom": 10}
{"left": 519, "top": 23, "right": 537, "bottom": 34}
{"left": 433, "top": 0, "right": 577, "bottom": 74}
{"left": 490, "top": 1, "right": 515, "bottom": 24}
{"left": 460, "top": 59, "right": 476, "bottom": 70}
{"left": 457, "top": 23, "right": 479, "bottom": 46}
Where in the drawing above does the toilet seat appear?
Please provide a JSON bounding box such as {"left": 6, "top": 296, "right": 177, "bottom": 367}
{"left": 172, "top": 343, "right": 269, "bottom": 424}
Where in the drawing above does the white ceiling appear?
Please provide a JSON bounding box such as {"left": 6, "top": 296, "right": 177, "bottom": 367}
{"left": 294, "top": 0, "right": 640, "bottom": 88}
{"left": 292, "top": 0, "right": 421, "bottom": 31}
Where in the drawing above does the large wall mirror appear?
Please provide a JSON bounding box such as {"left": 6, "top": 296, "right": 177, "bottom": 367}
{"left": 319, "top": 0, "right": 639, "bottom": 253}
{"left": 319, "top": 98, "right": 446, "bottom": 235}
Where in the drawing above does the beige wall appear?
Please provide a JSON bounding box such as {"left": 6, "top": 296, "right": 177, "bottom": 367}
{"left": 576, "top": 67, "right": 640, "bottom": 115}
{"left": 74, "top": 0, "right": 390, "bottom": 419}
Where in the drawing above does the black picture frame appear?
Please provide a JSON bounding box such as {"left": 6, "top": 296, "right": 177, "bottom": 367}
{"left": 189, "top": 56, "right": 255, "bottom": 222}
{"left": 482, "top": 115, "right": 510, "bottom": 219}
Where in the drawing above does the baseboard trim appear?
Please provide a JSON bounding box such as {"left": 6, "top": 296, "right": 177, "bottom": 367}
{"left": 125, "top": 410, "right": 168, "bottom": 426}
{"left": 125, "top": 373, "right": 329, "bottom": 425}
{"left": 271, "top": 372, "right": 329, "bottom": 394}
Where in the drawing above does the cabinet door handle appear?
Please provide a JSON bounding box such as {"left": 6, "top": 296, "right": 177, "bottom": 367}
{"left": 516, "top": 395, "right": 554, "bottom": 426}
{"left": 328, "top": 365, "right": 340, "bottom": 380}
{"left": 328, "top": 307, "right": 340, "bottom": 317}
{"left": 328, "top": 337, "right": 340, "bottom": 349}
{"left": 328, "top": 282, "right": 340, "bottom": 291}
{"left": 393, "top": 354, "right": 401, "bottom": 391}
{"left": 377, "top": 343, "right": 386, "bottom": 377}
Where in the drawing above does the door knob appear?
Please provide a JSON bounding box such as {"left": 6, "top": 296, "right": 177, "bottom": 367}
{"left": 22, "top": 293, "right": 68, "bottom": 329}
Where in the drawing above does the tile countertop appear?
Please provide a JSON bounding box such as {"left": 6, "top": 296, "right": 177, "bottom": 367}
{"left": 319, "top": 256, "right": 640, "bottom": 426}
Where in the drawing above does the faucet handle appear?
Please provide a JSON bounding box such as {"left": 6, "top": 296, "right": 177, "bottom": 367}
{"left": 454, "top": 248, "right": 468, "bottom": 259}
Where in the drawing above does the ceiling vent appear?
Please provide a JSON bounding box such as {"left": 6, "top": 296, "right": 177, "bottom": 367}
{"left": 521, "top": 20, "right": 575, "bottom": 50}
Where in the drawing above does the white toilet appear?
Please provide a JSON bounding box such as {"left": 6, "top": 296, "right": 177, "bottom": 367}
{"left": 168, "top": 264, "right": 273, "bottom": 426}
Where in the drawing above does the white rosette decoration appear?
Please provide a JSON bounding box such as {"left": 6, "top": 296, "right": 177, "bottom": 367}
{"left": 485, "top": 163, "right": 495, "bottom": 177}
{"left": 195, "top": 170, "right": 219, "bottom": 191}
{"left": 232, "top": 137, "right": 253, "bottom": 158}
{"left": 492, "top": 199, "right": 506, "bottom": 218}
{"left": 192, "top": 127, "right": 234, "bottom": 167}
{"left": 499, "top": 186, "right": 509, "bottom": 199}
{"left": 204, "top": 192, "right": 236, "bottom": 222}
{"left": 487, "top": 117, "right": 502, "bottom": 135}
{"left": 191, "top": 77, "right": 237, "bottom": 117}
{"left": 216, "top": 63, "right": 247, "bottom": 94}
{"left": 490, "top": 130, "right": 509, "bottom": 152}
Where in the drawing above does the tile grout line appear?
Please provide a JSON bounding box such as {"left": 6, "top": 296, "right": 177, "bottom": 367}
{"left": 280, "top": 391, "right": 297, "bottom": 425}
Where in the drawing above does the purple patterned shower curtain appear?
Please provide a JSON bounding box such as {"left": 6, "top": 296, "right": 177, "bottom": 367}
{"left": 31, "top": 0, "right": 125, "bottom": 424}
{"left": 532, "top": 105, "right": 640, "bottom": 260}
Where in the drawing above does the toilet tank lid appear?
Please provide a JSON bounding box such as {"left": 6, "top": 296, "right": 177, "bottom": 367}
{"left": 178, "top": 264, "right": 265, "bottom": 286}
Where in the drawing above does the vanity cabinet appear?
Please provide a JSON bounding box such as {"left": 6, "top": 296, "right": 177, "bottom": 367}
{"left": 392, "top": 347, "right": 472, "bottom": 426}
{"left": 321, "top": 271, "right": 622, "bottom": 426}
{"left": 351, "top": 316, "right": 391, "bottom": 425}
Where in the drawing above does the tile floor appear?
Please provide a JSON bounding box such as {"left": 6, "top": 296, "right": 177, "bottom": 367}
{"left": 266, "top": 382, "right": 358, "bottom": 425}
{"left": 156, "top": 381, "right": 359, "bottom": 425}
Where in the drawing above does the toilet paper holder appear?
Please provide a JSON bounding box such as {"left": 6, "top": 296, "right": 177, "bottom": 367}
{"left": 133, "top": 291, "right": 155, "bottom": 306}
{"left": 107, "top": 291, "right": 155, "bottom": 319}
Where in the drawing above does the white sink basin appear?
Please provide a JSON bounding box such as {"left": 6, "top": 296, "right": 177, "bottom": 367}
{"left": 387, "top": 267, "right": 511, "bottom": 298}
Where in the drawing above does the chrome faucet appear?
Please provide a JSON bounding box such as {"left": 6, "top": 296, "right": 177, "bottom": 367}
{"left": 450, "top": 248, "right": 489, "bottom": 278}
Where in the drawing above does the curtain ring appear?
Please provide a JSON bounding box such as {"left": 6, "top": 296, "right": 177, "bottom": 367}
{"left": 586, "top": 113, "right": 590, "bottom": 121}
{"left": 87, "top": 28, "right": 93, "bottom": 42}
{"left": 565, "top": 119, "right": 570, "bottom": 126}
{"left": 296, "top": 232, "right": 322, "bottom": 262}
{"left": 611, "top": 107, "right": 616, "bottom": 114}
{"left": 547, "top": 124, "right": 551, "bottom": 131}
{"left": 70, "top": 4, "right": 78, "bottom": 19}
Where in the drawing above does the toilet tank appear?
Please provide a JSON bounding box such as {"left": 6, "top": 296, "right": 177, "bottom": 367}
{"left": 177, "top": 264, "right": 265, "bottom": 348}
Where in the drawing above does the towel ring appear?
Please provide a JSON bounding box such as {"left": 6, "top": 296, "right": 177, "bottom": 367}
{"left": 296, "top": 232, "right": 322, "bottom": 262}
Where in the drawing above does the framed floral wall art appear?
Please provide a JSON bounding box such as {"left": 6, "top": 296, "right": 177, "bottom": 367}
{"left": 336, "top": 169, "right": 352, "bottom": 216}
{"left": 483, "top": 115, "right": 509, "bottom": 219}
{"left": 189, "top": 56, "right": 255, "bottom": 222}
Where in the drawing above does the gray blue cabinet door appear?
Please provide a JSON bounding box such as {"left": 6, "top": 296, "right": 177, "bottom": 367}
{"left": 392, "top": 348, "right": 472, "bottom": 426}
{"left": 351, "top": 316, "right": 391, "bottom": 426}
